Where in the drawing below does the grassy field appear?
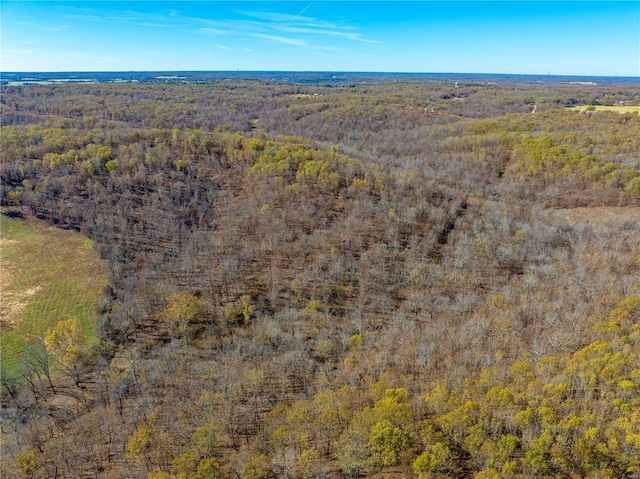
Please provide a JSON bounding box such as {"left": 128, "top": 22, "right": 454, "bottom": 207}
{"left": 1, "top": 213, "right": 105, "bottom": 373}
{"left": 569, "top": 105, "right": 640, "bottom": 113}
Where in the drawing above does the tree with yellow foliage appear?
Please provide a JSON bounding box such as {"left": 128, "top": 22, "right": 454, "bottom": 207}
{"left": 338, "top": 387, "right": 416, "bottom": 474}
{"left": 14, "top": 449, "right": 37, "bottom": 479}
{"left": 160, "top": 291, "right": 205, "bottom": 338}
{"left": 44, "top": 318, "right": 85, "bottom": 365}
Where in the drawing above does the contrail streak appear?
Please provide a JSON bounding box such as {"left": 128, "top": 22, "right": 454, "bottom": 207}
{"left": 288, "top": 3, "right": 312, "bottom": 24}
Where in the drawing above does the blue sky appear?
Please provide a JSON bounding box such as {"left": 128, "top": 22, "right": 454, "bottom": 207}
{"left": 2, "top": 1, "right": 639, "bottom": 76}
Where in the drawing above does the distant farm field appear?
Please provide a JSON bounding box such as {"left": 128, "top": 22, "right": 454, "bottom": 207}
{"left": 569, "top": 105, "right": 640, "bottom": 113}
{"left": 0, "top": 213, "right": 105, "bottom": 373}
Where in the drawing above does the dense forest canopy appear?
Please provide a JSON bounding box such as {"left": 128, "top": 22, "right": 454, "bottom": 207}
{"left": 1, "top": 76, "right": 639, "bottom": 478}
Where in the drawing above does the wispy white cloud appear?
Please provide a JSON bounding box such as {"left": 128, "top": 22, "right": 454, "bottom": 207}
{"left": 201, "top": 27, "right": 234, "bottom": 35}
{"left": 14, "top": 21, "right": 73, "bottom": 33}
{"left": 294, "top": 21, "right": 359, "bottom": 31}
{"left": 68, "top": 13, "right": 148, "bottom": 23}
{"left": 236, "top": 9, "right": 367, "bottom": 33}
{"left": 138, "top": 23, "right": 170, "bottom": 28}
{"left": 191, "top": 7, "right": 381, "bottom": 49}
{"left": 64, "top": 7, "right": 186, "bottom": 28}
{"left": 56, "top": 4, "right": 381, "bottom": 56}
{"left": 235, "top": 10, "right": 308, "bottom": 24}
{"left": 277, "top": 25, "right": 382, "bottom": 44}
{"left": 215, "top": 44, "right": 233, "bottom": 51}
{"left": 250, "top": 34, "right": 307, "bottom": 47}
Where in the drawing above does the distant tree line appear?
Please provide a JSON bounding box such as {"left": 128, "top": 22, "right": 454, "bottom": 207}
{"left": 1, "top": 79, "right": 639, "bottom": 478}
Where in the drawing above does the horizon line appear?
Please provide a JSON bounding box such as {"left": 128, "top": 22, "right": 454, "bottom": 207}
{"left": 3, "top": 70, "right": 639, "bottom": 79}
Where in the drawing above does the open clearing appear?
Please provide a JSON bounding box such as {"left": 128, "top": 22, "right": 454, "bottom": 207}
{"left": 569, "top": 105, "right": 640, "bottom": 113}
{"left": 552, "top": 205, "right": 640, "bottom": 226}
{"left": 0, "top": 212, "right": 105, "bottom": 372}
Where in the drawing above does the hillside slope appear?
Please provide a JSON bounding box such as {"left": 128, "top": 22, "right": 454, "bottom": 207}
{"left": 1, "top": 79, "right": 639, "bottom": 478}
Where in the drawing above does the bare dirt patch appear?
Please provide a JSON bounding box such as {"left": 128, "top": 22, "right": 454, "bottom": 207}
{"left": 0, "top": 236, "right": 17, "bottom": 247}
{"left": 1, "top": 234, "right": 39, "bottom": 329}
{"left": 1, "top": 236, "right": 19, "bottom": 327}
{"left": 0, "top": 285, "right": 41, "bottom": 329}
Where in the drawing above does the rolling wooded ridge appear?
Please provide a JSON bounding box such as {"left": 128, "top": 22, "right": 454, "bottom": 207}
{"left": 1, "top": 77, "right": 640, "bottom": 478}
